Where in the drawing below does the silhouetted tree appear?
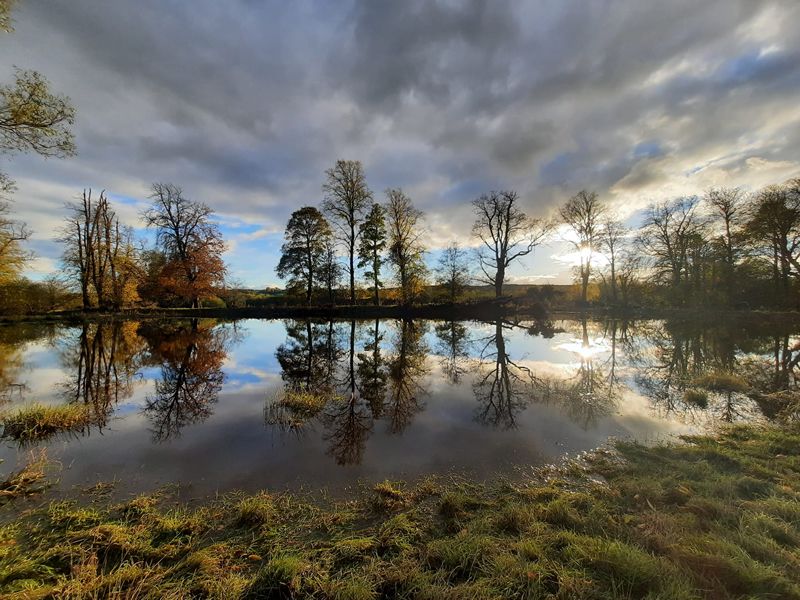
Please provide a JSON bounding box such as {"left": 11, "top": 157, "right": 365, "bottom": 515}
{"left": 386, "top": 189, "right": 427, "bottom": 305}
{"left": 357, "top": 202, "right": 387, "bottom": 305}
{"left": 472, "top": 191, "right": 549, "bottom": 298}
{"left": 435, "top": 242, "right": 471, "bottom": 302}
{"left": 276, "top": 206, "right": 333, "bottom": 304}
{"left": 318, "top": 236, "right": 342, "bottom": 304}
{"left": 322, "top": 160, "right": 373, "bottom": 304}
{"left": 560, "top": 190, "right": 606, "bottom": 304}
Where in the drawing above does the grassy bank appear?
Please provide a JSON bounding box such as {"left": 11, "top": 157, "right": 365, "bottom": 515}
{"left": 1, "top": 423, "right": 799, "bottom": 599}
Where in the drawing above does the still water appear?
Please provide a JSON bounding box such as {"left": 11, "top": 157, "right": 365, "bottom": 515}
{"left": 0, "top": 317, "right": 796, "bottom": 498}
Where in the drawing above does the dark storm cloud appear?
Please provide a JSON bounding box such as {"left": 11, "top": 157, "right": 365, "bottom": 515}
{"left": 1, "top": 0, "right": 799, "bottom": 284}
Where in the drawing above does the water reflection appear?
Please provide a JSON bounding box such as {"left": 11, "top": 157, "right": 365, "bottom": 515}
{"left": 0, "top": 316, "right": 798, "bottom": 495}
{"left": 139, "top": 319, "right": 236, "bottom": 441}
{"left": 59, "top": 321, "right": 143, "bottom": 430}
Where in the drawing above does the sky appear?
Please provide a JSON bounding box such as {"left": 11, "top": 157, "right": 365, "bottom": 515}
{"left": 2, "top": 0, "right": 800, "bottom": 288}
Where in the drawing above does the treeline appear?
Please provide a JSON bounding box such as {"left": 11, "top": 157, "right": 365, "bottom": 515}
{"left": 277, "top": 159, "right": 800, "bottom": 310}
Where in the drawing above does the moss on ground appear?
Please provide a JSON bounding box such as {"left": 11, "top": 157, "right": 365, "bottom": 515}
{"left": 1, "top": 423, "right": 799, "bottom": 598}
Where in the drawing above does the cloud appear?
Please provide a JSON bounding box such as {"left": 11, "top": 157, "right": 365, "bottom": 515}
{"left": 1, "top": 0, "right": 799, "bottom": 286}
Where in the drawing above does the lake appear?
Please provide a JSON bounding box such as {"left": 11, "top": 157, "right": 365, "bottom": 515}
{"left": 0, "top": 316, "right": 796, "bottom": 499}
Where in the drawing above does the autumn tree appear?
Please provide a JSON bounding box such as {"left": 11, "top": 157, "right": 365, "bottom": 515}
{"left": 322, "top": 160, "right": 372, "bottom": 304}
{"left": 0, "top": 176, "right": 30, "bottom": 283}
{"left": 357, "top": 202, "right": 387, "bottom": 305}
{"left": 472, "top": 190, "right": 550, "bottom": 298}
{"left": 560, "top": 190, "right": 606, "bottom": 304}
{"left": 1, "top": 0, "right": 16, "bottom": 33}
{"left": 61, "top": 190, "right": 140, "bottom": 309}
{"left": 142, "top": 183, "right": 226, "bottom": 308}
{"left": 0, "top": 68, "right": 75, "bottom": 287}
{"left": 276, "top": 206, "right": 333, "bottom": 304}
{"left": 386, "top": 188, "right": 427, "bottom": 305}
{"left": 435, "top": 242, "right": 471, "bottom": 302}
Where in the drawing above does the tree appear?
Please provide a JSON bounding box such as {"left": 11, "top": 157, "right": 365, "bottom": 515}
{"left": 472, "top": 190, "right": 550, "bottom": 298}
{"left": 559, "top": 190, "right": 606, "bottom": 304}
{"left": 142, "top": 183, "right": 226, "bottom": 308}
{"left": 745, "top": 181, "right": 800, "bottom": 299}
{"left": 386, "top": 188, "right": 427, "bottom": 305}
{"left": 599, "top": 217, "right": 627, "bottom": 305}
{"left": 276, "top": 206, "right": 333, "bottom": 304}
{"left": 61, "top": 190, "right": 140, "bottom": 310}
{"left": 0, "top": 176, "right": 30, "bottom": 284}
{"left": 322, "top": 160, "right": 372, "bottom": 304}
{"left": 318, "top": 236, "right": 343, "bottom": 304}
{"left": 1, "top": 68, "right": 75, "bottom": 158}
{"left": 435, "top": 242, "right": 471, "bottom": 302}
{"left": 637, "top": 197, "right": 706, "bottom": 303}
{"left": 706, "top": 187, "right": 746, "bottom": 303}
{"left": 1, "top": 0, "right": 16, "bottom": 33}
{"left": 357, "top": 202, "right": 387, "bottom": 305}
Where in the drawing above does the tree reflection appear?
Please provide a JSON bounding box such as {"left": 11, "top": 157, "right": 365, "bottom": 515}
{"left": 384, "top": 320, "right": 428, "bottom": 434}
{"left": 539, "top": 319, "right": 619, "bottom": 429}
{"left": 140, "top": 319, "right": 233, "bottom": 441}
{"left": 357, "top": 318, "right": 388, "bottom": 417}
{"left": 60, "top": 321, "right": 144, "bottom": 429}
{"left": 434, "top": 320, "right": 472, "bottom": 384}
{"left": 473, "top": 319, "right": 537, "bottom": 429}
{"left": 630, "top": 319, "right": 793, "bottom": 423}
{"left": 0, "top": 323, "right": 55, "bottom": 404}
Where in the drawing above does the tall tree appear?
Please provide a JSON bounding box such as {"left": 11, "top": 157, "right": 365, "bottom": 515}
{"left": 318, "top": 236, "right": 342, "bottom": 304}
{"left": 142, "top": 183, "right": 226, "bottom": 309}
{"left": 276, "top": 206, "right": 333, "bottom": 304}
{"left": 599, "top": 217, "right": 627, "bottom": 305}
{"left": 386, "top": 188, "right": 427, "bottom": 305}
{"left": 435, "top": 242, "right": 471, "bottom": 302}
{"left": 322, "top": 160, "right": 372, "bottom": 304}
{"left": 61, "top": 190, "right": 139, "bottom": 309}
{"left": 357, "top": 202, "right": 387, "bottom": 306}
{"left": 637, "top": 197, "right": 705, "bottom": 303}
{"left": 560, "top": 190, "right": 606, "bottom": 304}
{"left": 706, "top": 187, "right": 746, "bottom": 303}
{"left": 472, "top": 190, "right": 550, "bottom": 298}
{"left": 745, "top": 181, "right": 800, "bottom": 299}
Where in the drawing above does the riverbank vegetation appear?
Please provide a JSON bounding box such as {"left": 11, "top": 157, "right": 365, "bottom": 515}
{"left": 1, "top": 422, "right": 798, "bottom": 598}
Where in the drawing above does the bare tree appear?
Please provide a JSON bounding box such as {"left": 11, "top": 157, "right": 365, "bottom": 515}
{"left": 599, "top": 217, "right": 628, "bottom": 305}
{"left": 637, "top": 197, "right": 705, "bottom": 293}
{"left": 559, "top": 190, "right": 606, "bottom": 304}
{"left": 61, "top": 190, "right": 139, "bottom": 309}
{"left": 386, "top": 188, "right": 427, "bottom": 305}
{"left": 472, "top": 190, "right": 550, "bottom": 298}
{"left": 706, "top": 187, "right": 746, "bottom": 302}
{"left": 322, "top": 160, "right": 372, "bottom": 304}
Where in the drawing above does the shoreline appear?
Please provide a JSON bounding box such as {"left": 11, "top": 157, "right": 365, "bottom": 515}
{"left": 1, "top": 422, "right": 798, "bottom": 598}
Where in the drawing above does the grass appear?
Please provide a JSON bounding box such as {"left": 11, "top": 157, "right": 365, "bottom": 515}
{"left": 1, "top": 403, "right": 94, "bottom": 443}
{"left": 1, "top": 423, "right": 799, "bottom": 598}
{"left": 0, "top": 450, "right": 50, "bottom": 505}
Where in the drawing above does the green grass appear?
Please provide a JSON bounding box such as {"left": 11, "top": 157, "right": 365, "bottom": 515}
{"left": 1, "top": 423, "right": 800, "bottom": 598}
{"left": 1, "top": 403, "right": 94, "bottom": 443}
